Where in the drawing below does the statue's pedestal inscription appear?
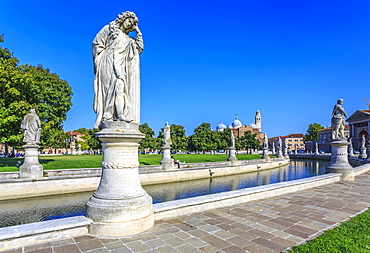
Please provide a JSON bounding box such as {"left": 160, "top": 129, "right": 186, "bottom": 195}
{"left": 326, "top": 140, "right": 354, "bottom": 181}
{"left": 19, "top": 145, "right": 43, "bottom": 179}
{"left": 86, "top": 123, "right": 153, "bottom": 236}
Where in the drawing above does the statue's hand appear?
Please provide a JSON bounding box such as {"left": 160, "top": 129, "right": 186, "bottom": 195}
{"left": 133, "top": 26, "right": 142, "bottom": 35}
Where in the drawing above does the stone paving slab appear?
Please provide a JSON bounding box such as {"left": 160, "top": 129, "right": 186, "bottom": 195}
{"left": 2, "top": 171, "right": 370, "bottom": 253}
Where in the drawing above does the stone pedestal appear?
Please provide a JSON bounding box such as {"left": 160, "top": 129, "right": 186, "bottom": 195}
{"left": 160, "top": 146, "right": 175, "bottom": 170}
{"left": 326, "top": 140, "right": 354, "bottom": 181}
{"left": 86, "top": 122, "right": 154, "bottom": 237}
{"left": 364, "top": 146, "right": 370, "bottom": 164}
{"left": 19, "top": 145, "right": 43, "bottom": 179}
{"left": 71, "top": 147, "right": 77, "bottom": 155}
{"left": 227, "top": 148, "right": 238, "bottom": 163}
{"left": 348, "top": 147, "right": 354, "bottom": 157}
{"left": 262, "top": 147, "right": 270, "bottom": 161}
{"left": 277, "top": 148, "right": 284, "bottom": 159}
{"left": 359, "top": 147, "right": 367, "bottom": 159}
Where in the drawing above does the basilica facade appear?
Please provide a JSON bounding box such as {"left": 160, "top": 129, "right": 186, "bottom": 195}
{"left": 215, "top": 111, "right": 264, "bottom": 145}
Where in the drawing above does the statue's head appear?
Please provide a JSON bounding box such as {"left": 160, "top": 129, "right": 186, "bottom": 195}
{"left": 116, "top": 11, "right": 138, "bottom": 32}
{"left": 30, "top": 108, "right": 36, "bottom": 114}
{"left": 337, "top": 98, "right": 343, "bottom": 104}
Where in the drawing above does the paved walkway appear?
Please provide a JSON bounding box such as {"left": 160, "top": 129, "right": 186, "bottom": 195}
{"left": 3, "top": 171, "right": 370, "bottom": 253}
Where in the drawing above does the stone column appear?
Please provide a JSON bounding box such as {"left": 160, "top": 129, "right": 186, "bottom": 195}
{"left": 262, "top": 147, "right": 270, "bottom": 161}
{"left": 160, "top": 145, "right": 175, "bottom": 170}
{"left": 227, "top": 147, "right": 238, "bottom": 163}
{"left": 277, "top": 147, "right": 284, "bottom": 159}
{"left": 86, "top": 122, "right": 153, "bottom": 236}
{"left": 360, "top": 146, "right": 367, "bottom": 159}
{"left": 19, "top": 145, "right": 43, "bottom": 179}
{"left": 326, "top": 140, "right": 354, "bottom": 181}
{"left": 364, "top": 145, "right": 370, "bottom": 164}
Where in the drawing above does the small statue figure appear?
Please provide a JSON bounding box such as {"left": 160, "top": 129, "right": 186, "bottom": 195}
{"left": 361, "top": 135, "right": 366, "bottom": 148}
{"left": 331, "top": 99, "right": 347, "bottom": 140}
{"left": 93, "top": 11, "right": 143, "bottom": 129}
{"left": 163, "top": 122, "right": 172, "bottom": 147}
{"left": 230, "top": 130, "right": 235, "bottom": 149}
{"left": 21, "top": 108, "right": 41, "bottom": 145}
{"left": 263, "top": 133, "right": 268, "bottom": 148}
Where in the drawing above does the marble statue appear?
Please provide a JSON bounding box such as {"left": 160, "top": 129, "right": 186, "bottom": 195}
{"left": 263, "top": 133, "right": 268, "bottom": 148}
{"left": 278, "top": 137, "right": 282, "bottom": 149}
{"left": 331, "top": 99, "right": 347, "bottom": 140}
{"left": 230, "top": 130, "right": 235, "bottom": 149}
{"left": 361, "top": 134, "right": 366, "bottom": 148}
{"left": 21, "top": 109, "right": 41, "bottom": 145}
{"left": 93, "top": 11, "right": 143, "bottom": 129}
{"left": 163, "top": 122, "right": 172, "bottom": 147}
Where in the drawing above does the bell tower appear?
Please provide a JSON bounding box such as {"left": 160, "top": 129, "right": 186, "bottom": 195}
{"left": 255, "top": 110, "right": 261, "bottom": 132}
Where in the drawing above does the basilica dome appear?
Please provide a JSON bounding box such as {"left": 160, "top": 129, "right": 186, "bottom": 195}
{"left": 231, "top": 116, "right": 242, "bottom": 129}
{"left": 216, "top": 122, "right": 227, "bottom": 132}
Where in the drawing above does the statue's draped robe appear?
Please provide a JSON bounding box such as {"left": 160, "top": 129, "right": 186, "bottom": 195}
{"left": 21, "top": 114, "right": 40, "bottom": 144}
{"left": 93, "top": 22, "right": 143, "bottom": 129}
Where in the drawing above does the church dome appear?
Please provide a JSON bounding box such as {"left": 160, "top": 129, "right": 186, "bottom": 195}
{"left": 216, "top": 122, "right": 227, "bottom": 132}
{"left": 231, "top": 116, "right": 242, "bottom": 129}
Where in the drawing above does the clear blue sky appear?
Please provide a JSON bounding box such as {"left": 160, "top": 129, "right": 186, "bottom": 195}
{"left": 1, "top": 0, "right": 370, "bottom": 137}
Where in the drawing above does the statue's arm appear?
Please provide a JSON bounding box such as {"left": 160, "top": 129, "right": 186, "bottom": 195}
{"left": 92, "top": 26, "right": 109, "bottom": 72}
{"left": 133, "top": 26, "right": 144, "bottom": 54}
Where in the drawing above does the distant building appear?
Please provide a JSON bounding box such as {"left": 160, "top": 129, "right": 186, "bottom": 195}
{"left": 346, "top": 110, "right": 370, "bottom": 151}
{"left": 317, "top": 126, "right": 350, "bottom": 153}
{"left": 269, "top": 134, "right": 305, "bottom": 152}
{"left": 216, "top": 111, "right": 264, "bottom": 146}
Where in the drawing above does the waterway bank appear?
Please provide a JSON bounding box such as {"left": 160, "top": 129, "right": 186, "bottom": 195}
{"left": 0, "top": 158, "right": 289, "bottom": 200}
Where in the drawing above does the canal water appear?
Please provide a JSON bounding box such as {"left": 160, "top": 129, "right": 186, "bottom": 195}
{"left": 0, "top": 159, "right": 329, "bottom": 228}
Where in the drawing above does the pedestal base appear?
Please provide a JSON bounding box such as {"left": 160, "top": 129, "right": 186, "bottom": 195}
{"left": 360, "top": 147, "right": 367, "bottom": 159}
{"left": 326, "top": 140, "right": 354, "bottom": 181}
{"left": 86, "top": 123, "right": 153, "bottom": 236}
{"left": 161, "top": 146, "right": 175, "bottom": 170}
{"left": 262, "top": 147, "right": 270, "bottom": 161}
{"left": 19, "top": 145, "right": 43, "bottom": 179}
{"left": 364, "top": 146, "right": 370, "bottom": 164}
{"left": 227, "top": 148, "right": 238, "bottom": 163}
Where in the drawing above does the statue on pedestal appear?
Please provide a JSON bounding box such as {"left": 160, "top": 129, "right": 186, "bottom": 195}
{"left": 327, "top": 98, "right": 353, "bottom": 181}
{"left": 20, "top": 109, "right": 43, "bottom": 179}
{"left": 21, "top": 108, "right": 41, "bottom": 145}
{"left": 87, "top": 12, "right": 154, "bottom": 237}
{"left": 331, "top": 99, "right": 347, "bottom": 140}
{"left": 93, "top": 11, "right": 143, "bottom": 129}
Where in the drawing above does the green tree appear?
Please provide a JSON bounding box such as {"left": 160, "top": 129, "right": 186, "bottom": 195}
{"left": 237, "top": 130, "right": 260, "bottom": 153}
{"left": 139, "top": 123, "right": 160, "bottom": 152}
{"left": 188, "top": 123, "right": 218, "bottom": 153}
{"left": 0, "top": 35, "right": 73, "bottom": 150}
{"left": 305, "top": 123, "right": 324, "bottom": 141}
{"left": 215, "top": 129, "right": 231, "bottom": 151}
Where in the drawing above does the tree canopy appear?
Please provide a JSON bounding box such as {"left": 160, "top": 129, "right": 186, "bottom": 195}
{"left": 188, "top": 123, "right": 218, "bottom": 153}
{"left": 305, "top": 123, "right": 324, "bottom": 141}
{"left": 0, "top": 35, "right": 73, "bottom": 149}
{"left": 237, "top": 130, "right": 260, "bottom": 153}
{"left": 139, "top": 123, "right": 160, "bottom": 152}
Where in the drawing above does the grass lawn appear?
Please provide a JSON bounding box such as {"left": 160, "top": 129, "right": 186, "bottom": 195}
{"left": 289, "top": 208, "right": 370, "bottom": 252}
{"left": 0, "top": 153, "right": 263, "bottom": 172}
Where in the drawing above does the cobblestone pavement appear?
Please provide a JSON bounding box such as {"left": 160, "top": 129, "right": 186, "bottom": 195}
{"left": 3, "top": 171, "right": 370, "bottom": 253}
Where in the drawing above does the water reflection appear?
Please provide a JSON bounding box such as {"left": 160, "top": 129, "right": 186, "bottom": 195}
{"left": 0, "top": 159, "right": 328, "bottom": 228}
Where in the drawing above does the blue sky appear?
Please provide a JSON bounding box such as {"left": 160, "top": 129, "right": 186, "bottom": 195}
{"left": 1, "top": 0, "right": 370, "bottom": 137}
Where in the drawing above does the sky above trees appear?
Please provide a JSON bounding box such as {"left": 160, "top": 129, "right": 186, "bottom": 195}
{"left": 1, "top": 0, "right": 370, "bottom": 137}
